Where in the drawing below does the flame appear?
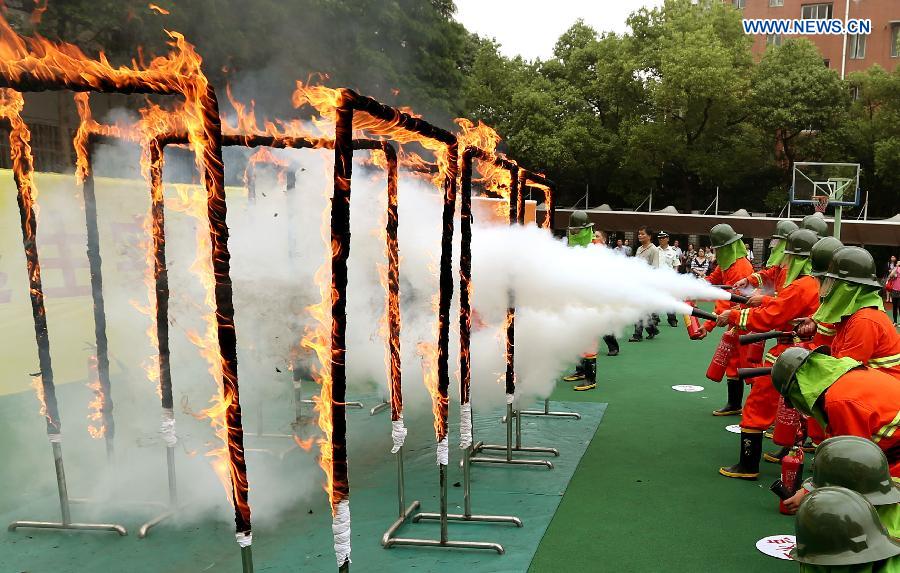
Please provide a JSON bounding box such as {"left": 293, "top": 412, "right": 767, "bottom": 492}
{"left": 292, "top": 435, "right": 315, "bottom": 451}
{"left": 244, "top": 147, "right": 289, "bottom": 190}
{"left": 148, "top": 3, "right": 170, "bottom": 15}
{"left": 86, "top": 355, "right": 106, "bottom": 439}
{"left": 29, "top": 373, "right": 50, "bottom": 425}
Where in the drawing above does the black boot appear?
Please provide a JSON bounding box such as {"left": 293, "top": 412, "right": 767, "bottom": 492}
{"left": 574, "top": 356, "right": 597, "bottom": 391}
{"left": 763, "top": 446, "right": 790, "bottom": 464}
{"left": 712, "top": 379, "right": 744, "bottom": 416}
{"left": 604, "top": 335, "right": 619, "bottom": 356}
{"left": 719, "top": 431, "right": 762, "bottom": 480}
{"left": 562, "top": 361, "right": 586, "bottom": 382}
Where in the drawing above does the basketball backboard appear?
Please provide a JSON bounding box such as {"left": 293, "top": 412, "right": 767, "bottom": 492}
{"left": 790, "top": 162, "right": 861, "bottom": 208}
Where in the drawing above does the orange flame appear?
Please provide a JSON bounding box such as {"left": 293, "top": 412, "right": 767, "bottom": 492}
{"left": 86, "top": 355, "right": 106, "bottom": 439}
{"left": 148, "top": 3, "right": 170, "bottom": 15}
{"left": 244, "top": 147, "right": 289, "bottom": 190}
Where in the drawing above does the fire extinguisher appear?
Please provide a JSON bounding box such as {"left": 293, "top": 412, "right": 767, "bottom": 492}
{"left": 779, "top": 447, "right": 805, "bottom": 515}
{"left": 684, "top": 302, "right": 703, "bottom": 340}
{"left": 743, "top": 339, "right": 765, "bottom": 365}
{"left": 706, "top": 328, "right": 738, "bottom": 382}
{"left": 773, "top": 396, "right": 803, "bottom": 447}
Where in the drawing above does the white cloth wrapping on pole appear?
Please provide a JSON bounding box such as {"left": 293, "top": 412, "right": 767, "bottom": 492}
{"left": 48, "top": 433, "right": 61, "bottom": 443}
{"left": 506, "top": 392, "right": 514, "bottom": 405}
{"left": 235, "top": 531, "right": 252, "bottom": 547}
{"left": 332, "top": 499, "right": 352, "bottom": 567}
{"left": 436, "top": 436, "right": 449, "bottom": 465}
{"left": 459, "top": 402, "right": 472, "bottom": 449}
{"left": 390, "top": 414, "right": 407, "bottom": 454}
{"left": 160, "top": 407, "right": 177, "bottom": 447}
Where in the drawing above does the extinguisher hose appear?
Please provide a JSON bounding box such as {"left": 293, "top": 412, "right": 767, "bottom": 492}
{"left": 728, "top": 293, "right": 750, "bottom": 305}
{"left": 690, "top": 307, "right": 718, "bottom": 322}
{"left": 738, "top": 330, "right": 792, "bottom": 345}
{"left": 737, "top": 366, "right": 772, "bottom": 380}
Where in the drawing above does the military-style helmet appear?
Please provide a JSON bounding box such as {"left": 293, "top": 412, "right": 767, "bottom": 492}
{"left": 802, "top": 214, "right": 829, "bottom": 237}
{"left": 791, "top": 487, "right": 900, "bottom": 566}
{"left": 823, "top": 246, "right": 882, "bottom": 289}
{"left": 568, "top": 210, "right": 591, "bottom": 230}
{"left": 808, "top": 436, "right": 900, "bottom": 506}
{"left": 771, "top": 345, "right": 830, "bottom": 412}
{"left": 782, "top": 228, "right": 818, "bottom": 257}
{"left": 810, "top": 237, "right": 844, "bottom": 277}
{"left": 773, "top": 219, "right": 799, "bottom": 240}
{"left": 709, "top": 223, "right": 742, "bottom": 249}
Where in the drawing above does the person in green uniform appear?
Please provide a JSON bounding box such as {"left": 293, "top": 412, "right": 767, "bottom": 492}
{"left": 561, "top": 211, "right": 599, "bottom": 390}
{"left": 791, "top": 486, "right": 900, "bottom": 572}
{"left": 802, "top": 213, "right": 829, "bottom": 239}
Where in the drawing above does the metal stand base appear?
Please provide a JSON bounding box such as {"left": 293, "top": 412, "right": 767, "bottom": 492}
{"left": 415, "top": 445, "right": 522, "bottom": 527}
{"left": 382, "top": 456, "right": 504, "bottom": 554}
{"left": 370, "top": 400, "right": 389, "bottom": 416}
{"left": 242, "top": 545, "right": 254, "bottom": 573}
{"left": 469, "top": 404, "right": 556, "bottom": 469}
{"left": 9, "top": 441, "right": 128, "bottom": 536}
{"left": 138, "top": 445, "right": 181, "bottom": 538}
{"left": 517, "top": 398, "right": 581, "bottom": 420}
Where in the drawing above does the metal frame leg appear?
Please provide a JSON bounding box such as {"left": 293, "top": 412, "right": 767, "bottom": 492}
{"left": 370, "top": 400, "right": 390, "bottom": 416}
{"left": 381, "top": 447, "right": 421, "bottom": 545}
{"left": 518, "top": 398, "right": 581, "bottom": 420}
{"left": 137, "top": 445, "right": 185, "bottom": 538}
{"left": 383, "top": 462, "right": 504, "bottom": 554}
{"left": 414, "top": 444, "right": 522, "bottom": 526}
{"left": 8, "top": 441, "right": 128, "bottom": 536}
{"left": 241, "top": 546, "right": 254, "bottom": 573}
{"left": 470, "top": 404, "right": 556, "bottom": 469}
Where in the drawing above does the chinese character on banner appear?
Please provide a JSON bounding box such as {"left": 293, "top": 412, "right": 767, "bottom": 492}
{"left": 110, "top": 216, "right": 146, "bottom": 273}
{"left": 40, "top": 228, "right": 90, "bottom": 299}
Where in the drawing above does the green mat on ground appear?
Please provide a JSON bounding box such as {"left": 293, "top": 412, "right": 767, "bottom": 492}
{"left": 0, "top": 389, "right": 604, "bottom": 573}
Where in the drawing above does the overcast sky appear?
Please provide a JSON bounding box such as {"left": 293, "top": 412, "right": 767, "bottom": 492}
{"left": 455, "top": 0, "right": 665, "bottom": 61}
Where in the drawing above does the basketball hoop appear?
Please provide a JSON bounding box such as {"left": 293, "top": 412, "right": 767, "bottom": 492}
{"left": 813, "top": 194, "right": 829, "bottom": 213}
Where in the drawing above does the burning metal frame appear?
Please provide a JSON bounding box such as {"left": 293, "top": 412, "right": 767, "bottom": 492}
{"left": 413, "top": 146, "right": 524, "bottom": 536}
{"left": 0, "top": 50, "right": 254, "bottom": 572}
{"left": 467, "top": 161, "right": 558, "bottom": 470}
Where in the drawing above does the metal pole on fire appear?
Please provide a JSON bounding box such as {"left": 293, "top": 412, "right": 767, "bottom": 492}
{"left": 415, "top": 146, "right": 521, "bottom": 533}
{"left": 1, "top": 92, "right": 126, "bottom": 537}
{"left": 471, "top": 168, "right": 557, "bottom": 469}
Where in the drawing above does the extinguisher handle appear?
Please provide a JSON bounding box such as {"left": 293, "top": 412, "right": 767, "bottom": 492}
{"left": 738, "top": 330, "right": 792, "bottom": 345}
{"left": 691, "top": 307, "right": 718, "bottom": 322}
{"left": 709, "top": 284, "right": 733, "bottom": 289}
{"left": 737, "top": 366, "right": 772, "bottom": 380}
{"left": 729, "top": 293, "right": 750, "bottom": 305}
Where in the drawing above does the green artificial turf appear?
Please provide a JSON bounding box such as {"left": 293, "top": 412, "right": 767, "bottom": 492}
{"left": 529, "top": 322, "right": 797, "bottom": 572}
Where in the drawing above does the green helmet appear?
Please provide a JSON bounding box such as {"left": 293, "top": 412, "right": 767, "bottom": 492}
{"left": 791, "top": 486, "right": 900, "bottom": 566}
{"left": 709, "top": 223, "right": 742, "bottom": 249}
{"left": 810, "top": 237, "right": 844, "bottom": 277}
{"left": 773, "top": 219, "right": 799, "bottom": 240}
{"left": 783, "top": 228, "right": 818, "bottom": 257}
{"left": 771, "top": 345, "right": 830, "bottom": 412}
{"left": 823, "top": 246, "right": 882, "bottom": 289}
{"left": 808, "top": 436, "right": 900, "bottom": 506}
{"left": 802, "top": 214, "right": 829, "bottom": 238}
{"left": 568, "top": 210, "right": 591, "bottom": 230}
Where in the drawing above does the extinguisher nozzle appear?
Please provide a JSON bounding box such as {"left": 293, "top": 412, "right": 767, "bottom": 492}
{"left": 691, "top": 307, "right": 718, "bottom": 322}
{"left": 770, "top": 479, "right": 793, "bottom": 501}
{"left": 737, "top": 366, "right": 772, "bottom": 380}
{"left": 739, "top": 331, "right": 791, "bottom": 345}
{"left": 729, "top": 293, "right": 750, "bottom": 305}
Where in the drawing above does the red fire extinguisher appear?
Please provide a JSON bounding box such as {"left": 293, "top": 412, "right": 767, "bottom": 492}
{"left": 773, "top": 396, "right": 803, "bottom": 447}
{"left": 684, "top": 302, "right": 703, "bottom": 340}
{"left": 779, "top": 447, "right": 805, "bottom": 515}
{"left": 706, "top": 328, "right": 738, "bottom": 382}
{"left": 743, "top": 339, "right": 765, "bottom": 365}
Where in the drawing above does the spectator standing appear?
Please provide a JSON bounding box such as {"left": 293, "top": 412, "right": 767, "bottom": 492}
{"left": 691, "top": 248, "right": 710, "bottom": 278}
{"left": 745, "top": 242, "right": 754, "bottom": 265}
{"left": 623, "top": 239, "right": 633, "bottom": 256}
{"left": 657, "top": 231, "right": 680, "bottom": 327}
{"left": 628, "top": 226, "right": 661, "bottom": 342}
{"left": 614, "top": 239, "right": 628, "bottom": 256}
{"left": 672, "top": 239, "right": 684, "bottom": 273}
{"left": 888, "top": 265, "right": 900, "bottom": 326}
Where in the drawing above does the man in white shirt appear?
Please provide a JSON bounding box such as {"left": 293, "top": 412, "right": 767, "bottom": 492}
{"left": 657, "top": 231, "right": 680, "bottom": 327}
{"left": 629, "top": 225, "right": 662, "bottom": 342}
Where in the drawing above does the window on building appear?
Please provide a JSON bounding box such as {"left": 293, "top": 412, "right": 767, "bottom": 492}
{"left": 893, "top": 24, "right": 900, "bottom": 58}
{"left": 849, "top": 33, "right": 867, "bottom": 59}
{"left": 770, "top": 0, "right": 784, "bottom": 6}
{"left": 766, "top": 33, "right": 784, "bottom": 47}
{"left": 850, "top": 85, "right": 861, "bottom": 101}
{"left": 734, "top": 0, "right": 745, "bottom": 8}
{"left": 801, "top": 3, "right": 833, "bottom": 19}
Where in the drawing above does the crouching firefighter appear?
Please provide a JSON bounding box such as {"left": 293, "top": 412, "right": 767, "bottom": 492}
{"left": 769, "top": 346, "right": 900, "bottom": 478}
{"left": 561, "top": 210, "right": 599, "bottom": 391}
{"left": 716, "top": 229, "right": 820, "bottom": 479}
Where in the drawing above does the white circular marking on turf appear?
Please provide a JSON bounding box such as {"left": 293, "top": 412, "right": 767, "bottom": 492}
{"left": 726, "top": 424, "right": 741, "bottom": 434}
{"left": 671, "top": 385, "right": 704, "bottom": 392}
{"left": 756, "top": 535, "right": 795, "bottom": 560}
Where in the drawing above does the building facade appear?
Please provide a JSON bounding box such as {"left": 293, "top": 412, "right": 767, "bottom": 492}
{"left": 733, "top": 0, "right": 899, "bottom": 73}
